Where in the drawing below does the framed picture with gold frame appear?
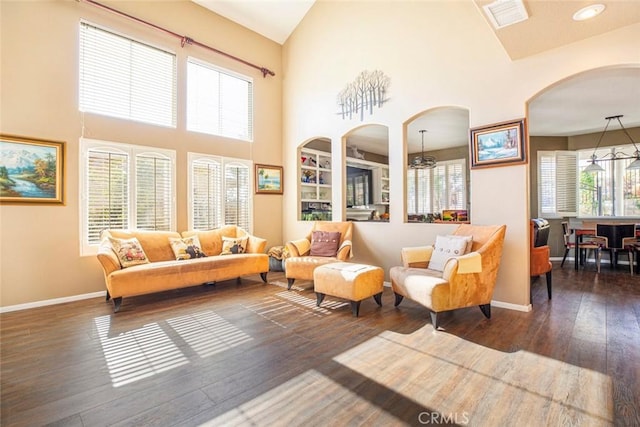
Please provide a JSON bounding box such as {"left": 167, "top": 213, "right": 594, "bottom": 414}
{"left": 0, "top": 134, "right": 65, "bottom": 204}
{"left": 255, "top": 164, "right": 283, "bottom": 194}
{"left": 469, "top": 118, "right": 527, "bottom": 169}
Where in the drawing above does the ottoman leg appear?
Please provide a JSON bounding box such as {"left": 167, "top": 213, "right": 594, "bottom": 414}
{"left": 316, "top": 292, "right": 325, "bottom": 307}
{"left": 373, "top": 292, "right": 383, "bottom": 306}
{"left": 350, "top": 300, "right": 361, "bottom": 317}
{"left": 394, "top": 293, "right": 404, "bottom": 307}
{"left": 287, "top": 278, "right": 295, "bottom": 290}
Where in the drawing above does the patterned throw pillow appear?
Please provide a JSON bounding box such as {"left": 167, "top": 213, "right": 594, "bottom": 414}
{"left": 309, "top": 231, "right": 341, "bottom": 257}
{"left": 169, "top": 236, "right": 207, "bottom": 260}
{"left": 428, "top": 235, "right": 470, "bottom": 272}
{"left": 108, "top": 237, "right": 150, "bottom": 268}
{"left": 221, "top": 236, "right": 248, "bottom": 255}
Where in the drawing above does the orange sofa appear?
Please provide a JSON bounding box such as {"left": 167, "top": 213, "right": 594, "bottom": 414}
{"left": 97, "top": 225, "right": 268, "bottom": 312}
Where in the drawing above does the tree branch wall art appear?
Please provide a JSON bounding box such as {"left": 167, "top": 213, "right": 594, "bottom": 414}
{"left": 337, "top": 70, "right": 390, "bottom": 121}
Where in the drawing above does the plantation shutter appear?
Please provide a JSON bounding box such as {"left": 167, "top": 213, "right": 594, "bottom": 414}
{"left": 538, "top": 151, "right": 577, "bottom": 217}
{"left": 79, "top": 21, "right": 177, "bottom": 127}
{"left": 135, "top": 154, "right": 173, "bottom": 230}
{"left": 556, "top": 152, "right": 578, "bottom": 216}
{"left": 187, "top": 58, "right": 253, "bottom": 141}
{"left": 407, "top": 170, "right": 416, "bottom": 214}
{"left": 192, "top": 158, "right": 223, "bottom": 230}
{"left": 224, "top": 163, "right": 250, "bottom": 230}
{"left": 86, "top": 150, "right": 129, "bottom": 244}
{"left": 431, "top": 165, "right": 446, "bottom": 214}
{"left": 446, "top": 160, "right": 465, "bottom": 209}
{"left": 417, "top": 168, "right": 430, "bottom": 214}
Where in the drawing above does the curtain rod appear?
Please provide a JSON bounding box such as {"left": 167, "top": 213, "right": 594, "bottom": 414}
{"left": 78, "top": 0, "right": 276, "bottom": 78}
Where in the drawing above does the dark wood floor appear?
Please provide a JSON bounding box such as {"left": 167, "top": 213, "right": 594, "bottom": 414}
{"left": 1, "top": 263, "right": 639, "bottom": 426}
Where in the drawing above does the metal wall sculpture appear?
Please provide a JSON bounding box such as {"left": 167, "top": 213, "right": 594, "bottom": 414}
{"left": 337, "top": 70, "right": 390, "bottom": 121}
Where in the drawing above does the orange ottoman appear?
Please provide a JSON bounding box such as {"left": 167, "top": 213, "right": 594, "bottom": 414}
{"left": 313, "top": 262, "right": 384, "bottom": 317}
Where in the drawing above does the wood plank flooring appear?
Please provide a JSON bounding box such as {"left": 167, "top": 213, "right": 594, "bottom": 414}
{"left": 1, "top": 264, "right": 639, "bottom": 426}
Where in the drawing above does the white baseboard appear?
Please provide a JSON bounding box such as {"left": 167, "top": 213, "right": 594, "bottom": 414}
{"left": 0, "top": 291, "right": 105, "bottom": 314}
{"left": 491, "top": 299, "right": 532, "bottom": 312}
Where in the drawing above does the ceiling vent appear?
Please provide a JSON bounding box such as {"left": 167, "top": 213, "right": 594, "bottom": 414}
{"left": 483, "top": 0, "right": 529, "bottom": 29}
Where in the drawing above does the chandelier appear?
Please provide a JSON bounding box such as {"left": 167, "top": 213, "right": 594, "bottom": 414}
{"left": 410, "top": 130, "right": 437, "bottom": 169}
{"left": 583, "top": 115, "right": 640, "bottom": 173}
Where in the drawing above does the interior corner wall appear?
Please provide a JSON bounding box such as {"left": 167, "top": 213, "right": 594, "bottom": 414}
{"left": 0, "top": 1, "right": 283, "bottom": 308}
{"left": 281, "top": 1, "right": 640, "bottom": 309}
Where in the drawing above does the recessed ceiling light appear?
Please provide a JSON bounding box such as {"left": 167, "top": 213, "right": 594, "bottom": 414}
{"left": 573, "top": 4, "right": 606, "bottom": 21}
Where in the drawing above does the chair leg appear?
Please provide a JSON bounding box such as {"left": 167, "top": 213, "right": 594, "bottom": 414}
{"left": 394, "top": 293, "right": 404, "bottom": 307}
{"left": 350, "top": 300, "right": 361, "bottom": 317}
{"left": 596, "top": 249, "right": 601, "bottom": 273}
{"left": 373, "top": 292, "right": 382, "bottom": 306}
{"left": 545, "top": 271, "right": 552, "bottom": 299}
{"left": 287, "top": 278, "right": 295, "bottom": 290}
{"left": 561, "top": 248, "right": 569, "bottom": 267}
{"left": 429, "top": 311, "right": 438, "bottom": 329}
{"left": 479, "top": 304, "right": 491, "bottom": 319}
{"left": 316, "top": 292, "right": 325, "bottom": 307}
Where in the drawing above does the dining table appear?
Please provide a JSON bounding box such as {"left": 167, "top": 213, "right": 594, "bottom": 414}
{"left": 570, "top": 220, "right": 640, "bottom": 271}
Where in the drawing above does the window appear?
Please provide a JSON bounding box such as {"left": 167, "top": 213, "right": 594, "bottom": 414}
{"left": 79, "top": 21, "right": 177, "bottom": 127}
{"left": 538, "top": 151, "right": 577, "bottom": 218}
{"left": 80, "top": 139, "right": 176, "bottom": 255}
{"left": 407, "top": 159, "right": 466, "bottom": 215}
{"left": 578, "top": 145, "right": 640, "bottom": 217}
{"left": 187, "top": 57, "right": 253, "bottom": 141}
{"left": 538, "top": 145, "right": 640, "bottom": 218}
{"left": 188, "top": 153, "right": 252, "bottom": 232}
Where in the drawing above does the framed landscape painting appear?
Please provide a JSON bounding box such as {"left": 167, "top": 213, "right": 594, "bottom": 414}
{"left": 255, "top": 164, "right": 283, "bottom": 194}
{"left": 469, "top": 118, "right": 527, "bottom": 169}
{"left": 0, "top": 134, "right": 65, "bottom": 204}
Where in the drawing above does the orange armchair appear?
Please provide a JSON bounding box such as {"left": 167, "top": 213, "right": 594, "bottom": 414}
{"left": 530, "top": 219, "right": 552, "bottom": 300}
{"left": 390, "top": 224, "right": 506, "bottom": 329}
{"left": 284, "top": 221, "right": 353, "bottom": 290}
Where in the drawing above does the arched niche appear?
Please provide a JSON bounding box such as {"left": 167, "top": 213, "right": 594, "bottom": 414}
{"left": 298, "top": 137, "right": 332, "bottom": 221}
{"left": 405, "top": 106, "right": 470, "bottom": 223}
{"left": 343, "top": 124, "right": 390, "bottom": 222}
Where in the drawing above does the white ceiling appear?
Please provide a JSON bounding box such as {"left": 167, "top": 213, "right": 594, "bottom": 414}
{"left": 193, "top": 1, "right": 640, "bottom": 153}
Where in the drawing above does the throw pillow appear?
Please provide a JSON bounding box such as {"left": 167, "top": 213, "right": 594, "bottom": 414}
{"left": 309, "top": 231, "right": 341, "bottom": 257}
{"left": 169, "top": 236, "right": 207, "bottom": 260}
{"left": 108, "top": 237, "right": 150, "bottom": 268}
{"left": 447, "top": 234, "right": 474, "bottom": 254}
{"left": 428, "top": 235, "right": 469, "bottom": 272}
{"left": 221, "top": 236, "right": 248, "bottom": 255}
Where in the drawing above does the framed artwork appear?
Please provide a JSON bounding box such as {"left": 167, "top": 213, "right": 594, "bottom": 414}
{"left": 255, "top": 164, "right": 283, "bottom": 194}
{"left": 0, "top": 134, "right": 65, "bottom": 204}
{"left": 469, "top": 118, "right": 527, "bottom": 169}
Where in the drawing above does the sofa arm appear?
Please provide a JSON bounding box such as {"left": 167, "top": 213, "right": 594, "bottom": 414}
{"left": 246, "top": 235, "right": 267, "bottom": 253}
{"left": 97, "top": 239, "right": 121, "bottom": 276}
{"left": 400, "top": 246, "right": 434, "bottom": 268}
{"left": 286, "top": 238, "right": 311, "bottom": 257}
{"left": 336, "top": 239, "right": 353, "bottom": 260}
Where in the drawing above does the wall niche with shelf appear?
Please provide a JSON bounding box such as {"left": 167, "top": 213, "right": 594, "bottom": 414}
{"left": 299, "top": 138, "right": 332, "bottom": 221}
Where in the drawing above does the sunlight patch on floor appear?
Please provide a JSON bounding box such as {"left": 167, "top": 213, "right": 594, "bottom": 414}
{"left": 167, "top": 311, "right": 253, "bottom": 358}
{"left": 94, "top": 315, "right": 189, "bottom": 388}
{"left": 197, "top": 369, "right": 403, "bottom": 427}
{"left": 331, "top": 327, "right": 614, "bottom": 425}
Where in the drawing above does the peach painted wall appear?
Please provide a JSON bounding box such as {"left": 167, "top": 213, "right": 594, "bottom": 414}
{"left": 281, "top": 1, "right": 640, "bottom": 309}
{"left": 0, "top": 0, "right": 283, "bottom": 307}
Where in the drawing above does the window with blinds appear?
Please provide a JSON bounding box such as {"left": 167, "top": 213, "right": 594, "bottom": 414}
{"left": 187, "top": 57, "right": 253, "bottom": 141}
{"left": 80, "top": 139, "right": 176, "bottom": 255}
{"left": 79, "top": 21, "right": 177, "bottom": 127}
{"left": 538, "top": 151, "right": 578, "bottom": 217}
{"left": 407, "top": 159, "right": 466, "bottom": 215}
{"left": 188, "top": 154, "right": 252, "bottom": 232}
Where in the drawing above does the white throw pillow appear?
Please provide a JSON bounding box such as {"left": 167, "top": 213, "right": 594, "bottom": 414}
{"left": 428, "top": 235, "right": 470, "bottom": 272}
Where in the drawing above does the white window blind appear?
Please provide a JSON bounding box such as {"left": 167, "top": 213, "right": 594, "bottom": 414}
{"left": 187, "top": 58, "right": 253, "bottom": 141}
{"left": 86, "top": 150, "right": 129, "bottom": 244}
{"left": 188, "top": 154, "right": 252, "bottom": 232}
{"left": 538, "top": 151, "right": 577, "bottom": 217}
{"left": 79, "top": 21, "right": 177, "bottom": 127}
{"left": 225, "top": 163, "right": 251, "bottom": 230}
{"left": 191, "top": 157, "right": 223, "bottom": 230}
{"left": 81, "top": 139, "right": 176, "bottom": 255}
{"left": 135, "top": 154, "right": 173, "bottom": 230}
{"left": 408, "top": 159, "right": 466, "bottom": 215}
